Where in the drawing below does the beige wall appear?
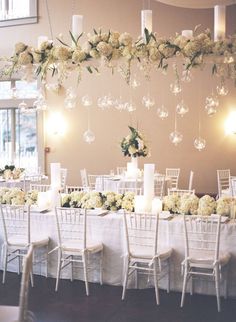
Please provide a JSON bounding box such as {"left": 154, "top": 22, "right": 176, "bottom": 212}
{"left": 0, "top": 0, "right": 236, "bottom": 194}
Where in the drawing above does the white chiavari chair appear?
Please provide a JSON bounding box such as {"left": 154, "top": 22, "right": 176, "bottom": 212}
{"left": 29, "top": 184, "right": 51, "bottom": 192}
{"left": 122, "top": 212, "right": 172, "bottom": 305}
{"left": 231, "top": 178, "right": 236, "bottom": 197}
{"left": 80, "top": 169, "right": 89, "bottom": 190}
{"left": 154, "top": 175, "right": 165, "bottom": 198}
{"left": 60, "top": 168, "right": 68, "bottom": 192}
{"left": 165, "top": 168, "right": 180, "bottom": 190}
{"left": 54, "top": 207, "right": 103, "bottom": 295}
{"left": 65, "top": 185, "right": 85, "bottom": 194}
{"left": 217, "top": 169, "right": 231, "bottom": 198}
{"left": 181, "top": 215, "right": 231, "bottom": 312}
{"left": 23, "top": 174, "right": 43, "bottom": 192}
{"left": 168, "top": 189, "right": 195, "bottom": 196}
{"left": 117, "top": 179, "right": 142, "bottom": 195}
{"left": 188, "top": 171, "right": 194, "bottom": 190}
{"left": 0, "top": 246, "right": 35, "bottom": 322}
{"left": 116, "top": 167, "right": 126, "bottom": 176}
{"left": 0, "top": 205, "right": 49, "bottom": 285}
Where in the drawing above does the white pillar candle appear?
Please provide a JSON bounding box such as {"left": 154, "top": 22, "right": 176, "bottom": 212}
{"left": 141, "top": 10, "right": 152, "bottom": 38}
{"left": 37, "top": 191, "right": 50, "bottom": 209}
{"left": 152, "top": 198, "right": 163, "bottom": 214}
{"left": 49, "top": 188, "right": 61, "bottom": 210}
{"left": 50, "top": 163, "right": 61, "bottom": 190}
{"left": 214, "top": 5, "right": 226, "bottom": 41}
{"left": 38, "top": 35, "right": 48, "bottom": 49}
{"left": 181, "top": 30, "right": 193, "bottom": 39}
{"left": 72, "top": 15, "right": 83, "bottom": 40}
{"left": 135, "top": 195, "right": 145, "bottom": 213}
{"left": 144, "top": 163, "right": 155, "bottom": 212}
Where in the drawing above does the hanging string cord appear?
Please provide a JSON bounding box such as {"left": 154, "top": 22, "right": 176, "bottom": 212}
{"left": 45, "top": 0, "right": 54, "bottom": 40}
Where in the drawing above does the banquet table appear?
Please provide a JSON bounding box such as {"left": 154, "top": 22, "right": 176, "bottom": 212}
{"left": 1, "top": 210, "right": 236, "bottom": 298}
{"left": 95, "top": 175, "right": 171, "bottom": 195}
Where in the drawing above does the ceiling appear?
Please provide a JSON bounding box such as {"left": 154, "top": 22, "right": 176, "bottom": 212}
{"left": 155, "top": 0, "right": 236, "bottom": 8}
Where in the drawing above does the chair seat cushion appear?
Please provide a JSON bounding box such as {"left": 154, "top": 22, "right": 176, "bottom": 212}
{"left": 8, "top": 235, "right": 49, "bottom": 247}
{"left": 62, "top": 240, "right": 103, "bottom": 254}
{"left": 130, "top": 245, "right": 172, "bottom": 262}
{"left": 0, "top": 305, "right": 18, "bottom": 322}
{"left": 188, "top": 250, "right": 231, "bottom": 267}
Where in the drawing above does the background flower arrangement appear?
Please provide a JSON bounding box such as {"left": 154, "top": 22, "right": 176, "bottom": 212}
{"left": 2, "top": 28, "right": 236, "bottom": 86}
{"left": 121, "top": 126, "right": 149, "bottom": 158}
{"left": 0, "top": 165, "right": 25, "bottom": 180}
{"left": 0, "top": 187, "right": 38, "bottom": 205}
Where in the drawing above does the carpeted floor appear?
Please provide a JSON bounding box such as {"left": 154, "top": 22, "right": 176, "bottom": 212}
{"left": 0, "top": 272, "right": 236, "bottom": 322}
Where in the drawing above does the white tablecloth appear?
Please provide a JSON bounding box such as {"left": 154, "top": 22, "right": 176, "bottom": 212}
{"left": 1, "top": 212, "right": 236, "bottom": 297}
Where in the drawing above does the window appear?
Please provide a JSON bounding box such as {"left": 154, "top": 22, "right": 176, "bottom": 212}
{"left": 0, "top": 80, "right": 44, "bottom": 172}
{"left": 0, "top": 0, "right": 37, "bottom": 27}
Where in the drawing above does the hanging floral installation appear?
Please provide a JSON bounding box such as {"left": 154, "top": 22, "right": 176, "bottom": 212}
{"left": 1, "top": 27, "right": 236, "bottom": 87}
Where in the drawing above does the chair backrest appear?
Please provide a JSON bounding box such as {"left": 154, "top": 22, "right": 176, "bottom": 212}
{"left": 217, "top": 169, "right": 231, "bottom": 197}
{"left": 24, "top": 174, "right": 43, "bottom": 191}
{"left": 88, "top": 174, "right": 101, "bottom": 191}
{"left": 188, "top": 171, "right": 194, "bottom": 190}
{"left": 165, "top": 168, "right": 180, "bottom": 189}
{"left": 231, "top": 178, "right": 236, "bottom": 197}
{"left": 0, "top": 205, "right": 30, "bottom": 245}
{"left": 116, "top": 167, "right": 126, "bottom": 176}
{"left": 168, "top": 189, "right": 195, "bottom": 196}
{"left": 117, "top": 179, "right": 142, "bottom": 195}
{"left": 18, "top": 245, "right": 34, "bottom": 322}
{"left": 65, "top": 185, "right": 85, "bottom": 194}
{"left": 123, "top": 212, "right": 159, "bottom": 257}
{"left": 183, "top": 215, "right": 221, "bottom": 263}
{"left": 60, "top": 168, "right": 68, "bottom": 192}
{"left": 80, "top": 169, "right": 89, "bottom": 188}
{"left": 30, "top": 184, "right": 51, "bottom": 192}
{"left": 154, "top": 175, "right": 165, "bottom": 198}
{"left": 55, "top": 207, "right": 87, "bottom": 249}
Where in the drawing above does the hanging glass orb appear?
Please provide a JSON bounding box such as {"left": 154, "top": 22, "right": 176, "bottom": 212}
{"left": 216, "top": 84, "right": 229, "bottom": 96}
{"left": 66, "top": 87, "right": 77, "bottom": 100}
{"left": 194, "top": 137, "right": 206, "bottom": 151}
{"left": 142, "top": 95, "right": 155, "bottom": 109}
{"left": 205, "top": 104, "right": 217, "bottom": 116}
{"left": 106, "top": 94, "right": 114, "bottom": 108}
{"left": 169, "top": 130, "right": 183, "bottom": 146}
{"left": 176, "top": 100, "right": 189, "bottom": 117}
{"left": 83, "top": 129, "right": 95, "bottom": 144}
{"left": 18, "top": 101, "right": 28, "bottom": 112}
{"left": 97, "top": 96, "right": 107, "bottom": 109}
{"left": 130, "top": 75, "right": 141, "bottom": 89}
{"left": 114, "top": 97, "right": 126, "bottom": 111}
{"left": 81, "top": 94, "right": 93, "bottom": 107}
{"left": 181, "top": 70, "right": 193, "bottom": 83}
{"left": 170, "top": 81, "right": 182, "bottom": 95}
{"left": 205, "top": 94, "right": 219, "bottom": 107}
{"left": 157, "top": 105, "right": 168, "bottom": 120}
{"left": 64, "top": 98, "right": 76, "bottom": 109}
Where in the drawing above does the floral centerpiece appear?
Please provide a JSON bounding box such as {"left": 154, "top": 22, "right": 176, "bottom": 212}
{"left": 216, "top": 197, "right": 236, "bottom": 216}
{"left": 197, "top": 195, "right": 216, "bottom": 216}
{"left": 61, "top": 191, "right": 135, "bottom": 212}
{"left": 121, "top": 126, "right": 149, "bottom": 158}
{"left": 0, "top": 187, "right": 37, "bottom": 206}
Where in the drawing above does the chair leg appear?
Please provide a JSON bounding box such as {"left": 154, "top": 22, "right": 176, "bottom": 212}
{"left": 181, "top": 266, "right": 188, "bottom": 308}
{"left": 2, "top": 245, "right": 7, "bottom": 284}
{"left": 215, "top": 266, "right": 221, "bottom": 312}
{"left": 190, "top": 276, "right": 193, "bottom": 296}
{"left": 30, "top": 250, "right": 34, "bottom": 287}
{"left": 153, "top": 259, "right": 160, "bottom": 305}
{"left": 70, "top": 255, "right": 73, "bottom": 282}
{"left": 18, "top": 250, "right": 21, "bottom": 275}
{"left": 167, "top": 258, "right": 170, "bottom": 294}
{"left": 135, "top": 262, "right": 139, "bottom": 289}
{"left": 82, "top": 251, "right": 89, "bottom": 296}
{"left": 122, "top": 256, "right": 129, "bottom": 300}
{"left": 55, "top": 249, "right": 62, "bottom": 292}
{"left": 100, "top": 250, "right": 103, "bottom": 285}
{"left": 45, "top": 245, "right": 49, "bottom": 278}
